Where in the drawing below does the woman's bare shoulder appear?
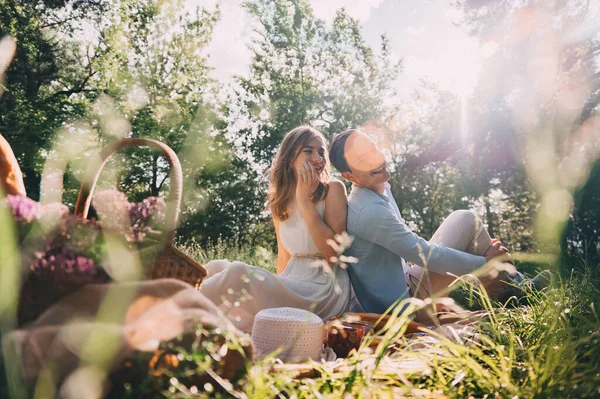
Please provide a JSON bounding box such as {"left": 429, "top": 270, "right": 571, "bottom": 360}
{"left": 327, "top": 179, "right": 348, "bottom": 197}
{"left": 325, "top": 179, "right": 347, "bottom": 203}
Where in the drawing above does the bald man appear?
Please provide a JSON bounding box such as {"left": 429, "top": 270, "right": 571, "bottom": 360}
{"left": 329, "top": 129, "right": 528, "bottom": 318}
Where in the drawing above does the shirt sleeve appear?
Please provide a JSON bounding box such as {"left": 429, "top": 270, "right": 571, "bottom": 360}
{"left": 355, "top": 203, "right": 486, "bottom": 275}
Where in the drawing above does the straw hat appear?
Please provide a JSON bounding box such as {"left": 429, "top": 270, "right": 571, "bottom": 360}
{"left": 251, "top": 307, "right": 326, "bottom": 362}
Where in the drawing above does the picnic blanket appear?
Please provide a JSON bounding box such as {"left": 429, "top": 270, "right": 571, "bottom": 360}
{"left": 2, "top": 278, "right": 253, "bottom": 395}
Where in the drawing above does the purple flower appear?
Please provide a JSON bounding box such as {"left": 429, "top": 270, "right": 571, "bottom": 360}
{"left": 128, "top": 196, "right": 167, "bottom": 241}
{"left": 142, "top": 197, "right": 166, "bottom": 224}
{"left": 31, "top": 244, "right": 97, "bottom": 285}
{"left": 3, "top": 195, "right": 41, "bottom": 222}
{"left": 93, "top": 189, "right": 167, "bottom": 242}
{"left": 13, "top": 189, "right": 168, "bottom": 292}
{"left": 3, "top": 196, "right": 102, "bottom": 292}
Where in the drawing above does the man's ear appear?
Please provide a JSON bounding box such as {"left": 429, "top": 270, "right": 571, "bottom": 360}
{"left": 341, "top": 171, "right": 356, "bottom": 184}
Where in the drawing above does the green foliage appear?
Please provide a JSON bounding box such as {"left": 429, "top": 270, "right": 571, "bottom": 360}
{"left": 0, "top": 0, "right": 118, "bottom": 197}
{"left": 87, "top": 0, "right": 220, "bottom": 191}
{"left": 234, "top": 0, "right": 398, "bottom": 165}
{"left": 84, "top": 0, "right": 271, "bottom": 245}
{"left": 567, "top": 159, "right": 600, "bottom": 265}
{"left": 449, "top": 0, "right": 600, "bottom": 267}
{"left": 0, "top": 0, "right": 97, "bottom": 198}
{"left": 219, "top": 0, "right": 399, "bottom": 246}
{"left": 1, "top": 0, "right": 598, "bottom": 257}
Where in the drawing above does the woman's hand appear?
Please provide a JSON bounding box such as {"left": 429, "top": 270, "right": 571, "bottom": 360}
{"left": 295, "top": 162, "right": 319, "bottom": 205}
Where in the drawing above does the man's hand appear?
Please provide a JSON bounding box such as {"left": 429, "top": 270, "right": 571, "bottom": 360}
{"left": 484, "top": 239, "right": 510, "bottom": 262}
{"left": 414, "top": 299, "right": 469, "bottom": 325}
{"left": 480, "top": 239, "right": 514, "bottom": 298}
{"left": 295, "top": 162, "right": 319, "bottom": 205}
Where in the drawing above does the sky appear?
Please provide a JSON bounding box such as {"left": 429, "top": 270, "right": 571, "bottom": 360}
{"left": 191, "top": 0, "right": 483, "bottom": 98}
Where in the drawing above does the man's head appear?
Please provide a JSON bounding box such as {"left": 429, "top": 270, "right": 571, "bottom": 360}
{"left": 329, "top": 129, "right": 391, "bottom": 193}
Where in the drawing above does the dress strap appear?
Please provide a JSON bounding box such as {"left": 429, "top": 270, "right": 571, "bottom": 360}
{"left": 317, "top": 199, "right": 325, "bottom": 215}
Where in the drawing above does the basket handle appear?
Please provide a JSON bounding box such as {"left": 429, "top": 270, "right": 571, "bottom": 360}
{"left": 74, "top": 138, "right": 183, "bottom": 242}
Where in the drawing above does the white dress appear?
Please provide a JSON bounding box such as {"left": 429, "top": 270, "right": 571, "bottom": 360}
{"left": 199, "top": 200, "right": 351, "bottom": 333}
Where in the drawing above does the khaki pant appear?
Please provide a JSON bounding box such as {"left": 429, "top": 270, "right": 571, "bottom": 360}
{"left": 405, "top": 210, "right": 506, "bottom": 320}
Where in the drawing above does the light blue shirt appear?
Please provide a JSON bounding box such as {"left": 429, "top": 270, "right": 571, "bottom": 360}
{"left": 346, "top": 183, "right": 486, "bottom": 314}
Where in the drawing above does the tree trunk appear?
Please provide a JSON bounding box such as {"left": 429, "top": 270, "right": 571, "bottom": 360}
{"left": 484, "top": 195, "right": 496, "bottom": 238}
{"left": 23, "top": 167, "right": 41, "bottom": 201}
{"left": 151, "top": 154, "right": 159, "bottom": 196}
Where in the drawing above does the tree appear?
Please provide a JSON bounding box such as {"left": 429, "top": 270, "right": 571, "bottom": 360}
{"left": 0, "top": 0, "right": 109, "bottom": 199}
{"left": 81, "top": 0, "right": 218, "bottom": 193}
{"left": 230, "top": 0, "right": 399, "bottom": 167}
{"left": 359, "top": 82, "right": 455, "bottom": 237}
{"left": 65, "top": 0, "right": 257, "bottom": 244}
{"left": 220, "top": 0, "right": 399, "bottom": 248}
{"left": 449, "top": 0, "right": 600, "bottom": 263}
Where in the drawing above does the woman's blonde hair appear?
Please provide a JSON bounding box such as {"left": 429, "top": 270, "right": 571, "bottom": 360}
{"left": 267, "top": 125, "right": 330, "bottom": 221}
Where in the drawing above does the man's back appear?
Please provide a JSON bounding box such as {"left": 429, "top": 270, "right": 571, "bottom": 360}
{"left": 346, "top": 184, "right": 410, "bottom": 314}
{"left": 346, "top": 184, "right": 486, "bottom": 314}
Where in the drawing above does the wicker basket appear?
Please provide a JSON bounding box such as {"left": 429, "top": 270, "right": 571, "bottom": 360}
{"left": 16, "top": 138, "right": 206, "bottom": 326}
{"left": 73, "top": 137, "right": 207, "bottom": 288}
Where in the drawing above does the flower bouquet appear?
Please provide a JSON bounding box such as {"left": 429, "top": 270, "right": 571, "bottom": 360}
{"left": 7, "top": 137, "right": 206, "bottom": 326}
{"left": 92, "top": 189, "right": 167, "bottom": 246}
{"left": 4, "top": 191, "right": 168, "bottom": 326}
{"left": 4, "top": 194, "right": 105, "bottom": 325}
{"left": 72, "top": 138, "right": 206, "bottom": 290}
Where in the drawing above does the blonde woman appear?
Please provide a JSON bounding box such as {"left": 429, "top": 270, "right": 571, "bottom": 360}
{"left": 200, "top": 126, "right": 351, "bottom": 333}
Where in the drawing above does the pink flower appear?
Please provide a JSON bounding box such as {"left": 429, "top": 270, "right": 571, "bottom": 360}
{"left": 94, "top": 189, "right": 130, "bottom": 231}
{"left": 94, "top": 189, "right": 167, "bottom": 242}
{"left": 32, "top": 245, "right": 97, "bottom": 285}
{"left": 3, "top": 195, "right": 41, "bottom": 222}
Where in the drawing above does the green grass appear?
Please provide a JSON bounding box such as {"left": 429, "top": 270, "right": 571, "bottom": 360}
{"left": 5, "top": 237, "right": 600, "bottom": 398}
{"left": 180, "top": 237, "right": 277, "bottom": 274}
{"left": 166, "top": 241, "right": 600, "bottom": 398}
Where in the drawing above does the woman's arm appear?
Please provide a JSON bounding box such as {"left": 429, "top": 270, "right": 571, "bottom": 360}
{"left": 273, "top": 216, "right": 291, "bottom": 274}
{"left": 323, "top": 180, "right": 348, "bottom": 236}
{"left": 297, "top": 176, "right": 348, "bottom": 263}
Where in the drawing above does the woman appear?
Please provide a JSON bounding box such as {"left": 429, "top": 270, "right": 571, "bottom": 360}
{"left": 199, "top": 126, "right": 351, "bottom": 333}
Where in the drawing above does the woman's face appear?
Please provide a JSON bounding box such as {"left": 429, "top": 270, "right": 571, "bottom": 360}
{"left": 292, "top": 136, "right": 327, "bottom": 178}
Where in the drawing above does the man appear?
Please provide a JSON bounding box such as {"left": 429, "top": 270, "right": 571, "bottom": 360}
{"left": 329, "top": 129, "right": 547, "bottom": 319}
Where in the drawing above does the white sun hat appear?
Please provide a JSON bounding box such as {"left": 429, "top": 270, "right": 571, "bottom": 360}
{"left": 251, "top": 307, "right": 330, "bottom": 363}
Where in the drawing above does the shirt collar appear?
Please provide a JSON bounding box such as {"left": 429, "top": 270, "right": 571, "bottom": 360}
{"left": 351, "top": 184, "right": 390, "bottom": 203}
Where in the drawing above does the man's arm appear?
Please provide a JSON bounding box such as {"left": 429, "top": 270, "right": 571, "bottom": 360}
{"left": 356, "top": 203, "right": 486, "bottom": 275}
